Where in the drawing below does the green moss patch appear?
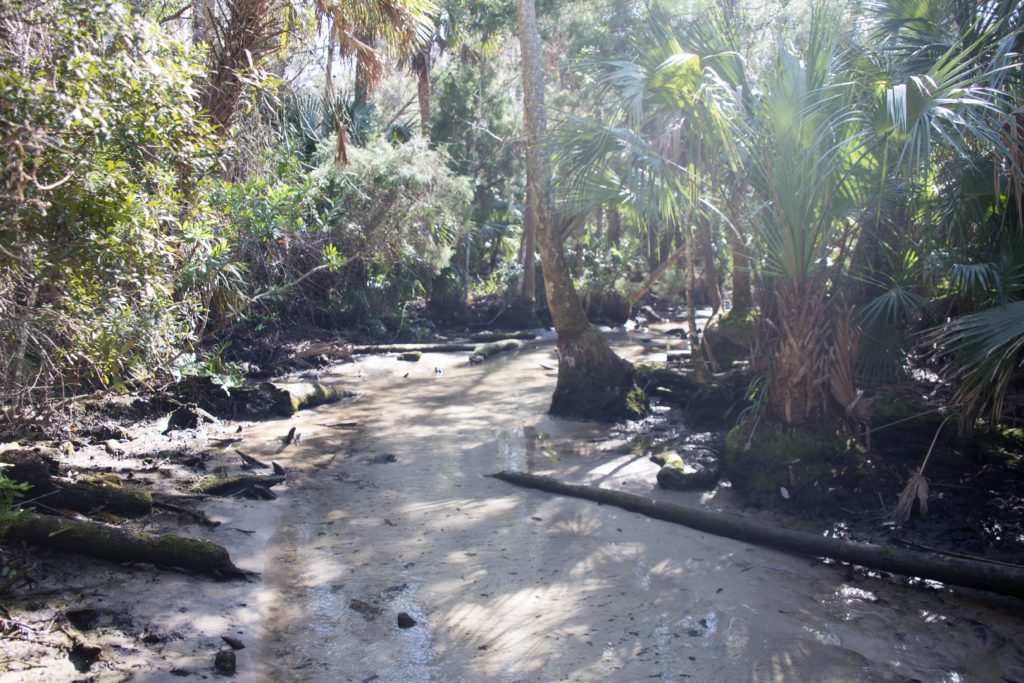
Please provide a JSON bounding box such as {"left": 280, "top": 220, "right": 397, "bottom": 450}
{"left": 722, "top": 417, "right": 853, "bottom": 504}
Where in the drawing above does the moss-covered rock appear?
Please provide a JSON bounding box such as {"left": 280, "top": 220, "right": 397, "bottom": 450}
{"left": 703, "top": 308, "right": 755, "bottom": 366}
{"left": 654, "top": 451, "right": 720, "bottom": 491}
{"left": 581, "top": 288, "right": 631, "bottom": 326}
{"left": 398, "top": 351, "right": 422, "bottom": 362}
{"left": 722, "top": 417, "right": 853, "bottom": 504}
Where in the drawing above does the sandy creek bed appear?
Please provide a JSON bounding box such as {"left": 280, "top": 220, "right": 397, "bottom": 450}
{"left": 5, "top": 336, "right": 1024, "bottom": 682}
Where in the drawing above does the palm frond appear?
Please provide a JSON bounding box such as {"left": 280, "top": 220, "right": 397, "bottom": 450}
{"left": 928, "top": 299, "right": 1024, "bottom": 420}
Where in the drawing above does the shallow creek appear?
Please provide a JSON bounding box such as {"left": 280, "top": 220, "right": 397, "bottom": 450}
{"left": 235, "top": 337, "right": 1024, "bottom": 682}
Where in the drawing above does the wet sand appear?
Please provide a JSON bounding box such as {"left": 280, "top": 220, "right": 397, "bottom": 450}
{"left": 240, "top": 339, "right": 1024, "bottom": 682}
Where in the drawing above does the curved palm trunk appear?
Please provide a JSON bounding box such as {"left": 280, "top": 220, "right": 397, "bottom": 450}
{"left": 515, "top": 0, "right": 642, "bottom": 421}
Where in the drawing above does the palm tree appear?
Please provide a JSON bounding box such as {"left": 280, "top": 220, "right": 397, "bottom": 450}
{"left": 314, "top": 0, "right": 437, "bottom": 163}
{"left": 515, "top": 0, "right": 643, "bottom": 420}
{"left": 555, "top": 5, "right": 739, "bottom": 376}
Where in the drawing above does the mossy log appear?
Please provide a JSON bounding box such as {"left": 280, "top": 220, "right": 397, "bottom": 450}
{"left": 54, "top": 479, "right": 153, "bottom": 517}
{"left": 1, "top": 450, "right": 152, "bottom": 517}
{"left": 266, "top": 382, "right": 353, "bottom": 416}
{"left": 190, "top": 474, "right": 285, "bottom": 497}
{"left": 468, "top": 331, "right": 539, "bottom": 343}
{"left": 350, "top": 342, "right": 476, "bottom": 355}
{"left": 351, "top": 334, "right": 538, "bottom": 357}
{"left": 5, "top": 512, "right": 244, "bottom": 578}
{"left": 469, "top": 339, "right": 522, "bottom": 363}
{"left": 490, "top": 470, "right": 1024, "bottom": 600}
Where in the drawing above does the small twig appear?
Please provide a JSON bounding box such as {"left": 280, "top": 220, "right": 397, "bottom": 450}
{"left": 158, "top": 2, "right": 191, "bottom": 23}
{"left": 867, "top": 405, "right": 952, "bottom": 434}
{"left": 918, "top": 415, "right": 952, "bottom": 475}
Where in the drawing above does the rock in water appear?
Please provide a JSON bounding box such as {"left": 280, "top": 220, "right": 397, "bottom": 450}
{"left": 214, "top": 649, "right": 236, "bottom": 675}
{"left": 396, "top": 612, "right": 417, "bottom": 629}
{"left": 656, "top": 461, "right": 719, "bottom": 491}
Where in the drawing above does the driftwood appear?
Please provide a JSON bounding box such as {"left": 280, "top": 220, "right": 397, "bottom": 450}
{"left": 151, "top": 494, "right": 221, "bottom": 528}
{"left": 265, "top": 382, "right": 354, "bottom": 416}
{"left": 5, "top": 512, "right": 245, "bottom": 578}
{"left": 190, "top": 474, "right": 285, "bottom": 498}
{"left": 351, "top": 333, "right": 538, "bottom": 357}
{"left": 467, "top": 331, "right": 539, "bottom": 343}
{"left": 490, "top": 470, "right": 1024, "bottom": 600}
{"left": 469, "top": 339, "right": 522, "bottom": 364}
{"left": 236, "top": 449, "right": 269, "bottom": 470}
{"left": 351, "top": 342, "right": 476, "bottom": 355}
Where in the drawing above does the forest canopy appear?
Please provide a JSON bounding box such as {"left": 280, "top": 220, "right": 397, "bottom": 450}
{"left": 0, "top": 0, "right": 1021, "bottom": 435}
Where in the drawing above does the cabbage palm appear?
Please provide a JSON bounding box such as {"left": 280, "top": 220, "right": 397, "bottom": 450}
{"left": 314, "top": 0, "right": 437, "bottom": 163}
{"left": 852, "top": 0, "right": 1024, "bottom": 425}
{"left": 555, "top": 5, "right": 738, "bottom": 374}
{"left": 516, "top": 0, "right": 642, "bottom": 420}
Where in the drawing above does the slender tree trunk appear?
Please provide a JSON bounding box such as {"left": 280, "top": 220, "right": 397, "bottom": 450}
{"left": 515, "top": 0, "right": 642, "bottom": 420}
{"left": 730, "top": 231, "right": 753, "bottom": 312}
{"left": 698, "top": 216, "right": 722, "bottom": 314}
{"left": 683, "top": 214, "right": 709, "bottom": 379}
{"left": 413, "top": 46, "right": 431, "bottom": 137}
{"left": 607, "top": 206, "right": 622, "bottom": 247}
{"left": 521, "top": 183, "right": 537, "bottom": 302}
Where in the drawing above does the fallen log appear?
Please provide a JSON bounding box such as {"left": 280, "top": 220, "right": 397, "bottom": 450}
{"left": 469, "top": 339, "right": 522, "bottom": 364}
{"left": 53, "top": 479, "right": 153, "bottom": 518}
{"left": 1, "top": 451, "right": 153, "bottom": 517}
{"left": 264, "top": 382, "right": 354, "bottom": 416}
{"left": 5, "top": 512, "right": 245, "bottom": 578}
{"left": 190, "top": 474, "right": 285, "bottom": 498}
{"left": 350, "top": 333, "right": 538, "bottom": 357}
{"left": 490, "top": 470, "right": 1024, "bottom": 600}
{"left": 350, "top": 342, "right": 476, "bottom": 355}
{"left": 467, "top": 331, "right": 539, "bottom": 343}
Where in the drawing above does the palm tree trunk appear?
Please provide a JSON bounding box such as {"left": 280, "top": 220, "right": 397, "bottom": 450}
{"left": 413, "top": 46, "right": 431, "bottom": 137}
{"left": 730, "top": 229, "right": 752, "bottom": 312}
{"left": 515, "top": 0, "right": 642, "bottom": 420}
{"left": 607, "top": 206, "right": 622, "bottom": 247}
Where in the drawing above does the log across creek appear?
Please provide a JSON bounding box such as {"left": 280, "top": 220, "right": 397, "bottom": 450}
{"left": 490, "top": 470, "right": 1024, "bottom": 600}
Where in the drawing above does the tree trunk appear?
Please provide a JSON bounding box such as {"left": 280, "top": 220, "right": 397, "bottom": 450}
{"left": 607, "top": 207, "right": 622, "bottom": 247}
{"left": 762, "top": 278, "right": 831, "bottom": 425}
{"left": 698, "top": 217, "right": 722, "bottom": 314}
{"left": 515, "top": 0, "right": 642, "bottom": 421}
{"left": 413, "top": 46, "right": 431, "bottom": 137}
{"left": 199, "top": 0, "right": 276, "bottom": 133}
{"left": 683, "top": 216, "right": 709, "bottom": 379}
{"left": 730, "top": 227, "right": 753, "bottom": 312}
{"left": 521, "top": 183, "right": 537, "bottom": 302}
{"left": 490, "top": 471, "right": 1024, "bottom": 600}
{"left": 727, "top": 200, "right": 753, "bottom": 312}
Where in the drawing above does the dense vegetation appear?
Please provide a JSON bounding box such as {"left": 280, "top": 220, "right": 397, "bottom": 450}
{"left": 1, "top": 0, "right": 1022, "bottom": 453}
